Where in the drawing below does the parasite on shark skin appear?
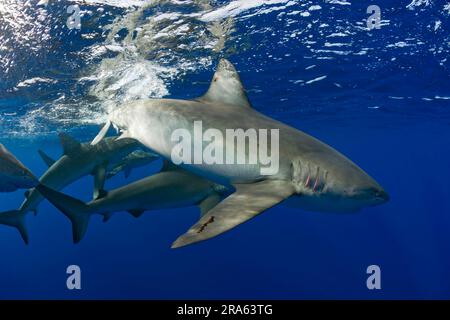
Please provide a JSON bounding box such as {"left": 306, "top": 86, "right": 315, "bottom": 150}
{"left": 92, "top": 58, "right": 389, "bottom": 248}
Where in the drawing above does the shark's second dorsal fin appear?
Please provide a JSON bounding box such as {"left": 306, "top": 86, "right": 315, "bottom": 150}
{"left": 199, "top": 59, "right": 252, "bottom": 109}
{"left": 59, "top": 133, "right": 82, "bottom": 156}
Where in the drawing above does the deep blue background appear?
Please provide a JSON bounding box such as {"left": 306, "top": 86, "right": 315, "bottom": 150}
{"left": 1, "top": 0, "right": 450, "bottom": 299}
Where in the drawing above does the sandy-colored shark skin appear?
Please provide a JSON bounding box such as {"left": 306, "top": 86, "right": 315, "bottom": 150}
{"left": 0, "top": 143, "right": 37, "bottom": 193}
{"left": 92, "top": 59, "right": 390, "bottom": 248}
{"left": 17, "top": 134, "right": 141, "bottom": 215}
{"left": 37, "top": 163, "right": 228, "bottom": 243}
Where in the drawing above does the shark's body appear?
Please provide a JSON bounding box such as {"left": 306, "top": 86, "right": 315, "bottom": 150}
{"left": 0, "top": 143, "right": 37, "bottom": 192}
{"left": 92, "top": 59, "right": 389, "bottom": 248}
{"left": 106, "top": 150, "right": 158, "bottom": 179}
{"left": 37, "top": 163, "right": 229, "bottom": 243}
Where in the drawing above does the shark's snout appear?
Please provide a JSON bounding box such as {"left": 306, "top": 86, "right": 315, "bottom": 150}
{"left": 352, "top": 184, "right": 389, "bottom": 207}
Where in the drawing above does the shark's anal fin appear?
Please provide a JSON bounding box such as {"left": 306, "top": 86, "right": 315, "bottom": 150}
{"left": 199, "top": 59, "right": 252, "bottom": 109}
{"left": 38, "top": 150, "right": 56, "bottom": 167}
{"left": 59, "top": 133, "right": 82, "bottom": 157}
{"left": 198, "top": 192, "right": 222, "bottom": 217}
{"left": 171, "top": 180, "right": 295, "bottom": 249}
{"left": 92, "top": 162, "right": 108, "bottom": 200}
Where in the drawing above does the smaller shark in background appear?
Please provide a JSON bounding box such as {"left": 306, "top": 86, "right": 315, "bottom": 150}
{"left": 0, "top": 143, "right": 37, "bottom": 192}
{"left": 38, "top": 147, "right": 158, "bottom": 181}
{"left": 37, "top": 161, "right": 229, "bottom": 244}
{"left": 106, "top": 150, "right": 159, "bottom": 179}
{"left": 0, "top": 133, "right": 145, "bottom": 243}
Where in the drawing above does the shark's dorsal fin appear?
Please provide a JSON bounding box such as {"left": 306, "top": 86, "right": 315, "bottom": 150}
{"left": 59, "top": 133, "right": 82, "bottom": 156}
{"left": 199, "top": 59, "right": 252, "bottom": 109}
{"left": 38, "top": 150, "right": 56, "bottom": 167}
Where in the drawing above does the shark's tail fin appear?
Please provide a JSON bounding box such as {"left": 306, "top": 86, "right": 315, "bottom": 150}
{"left": 36, "top": 184, "right": 92, "bottom": 243}
{"left": 0, "top": 210, "right": 28, "bottom": 244}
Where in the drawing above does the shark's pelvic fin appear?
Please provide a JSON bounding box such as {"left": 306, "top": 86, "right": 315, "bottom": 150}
{"left": 91, "top": 121, "right": 111, "bottom": 145}
{"left": 171, "top": 180, "right": 295, "bottom": 249}
{"left": 124, "top": 167, "right": 132, "bottom": 178}
{"left": 59, "top": 133, "right": 82, "bottom": 157}
{"left": 0, "top": 210, "right": 29, "bottom": 244}
{"left": 38, "top": 150, "right": 56, "bottom": 167}
{"left": 128, "top": 209, "right": 145, "bottom": 218}
{"left": 36, "top": 184, "right": 91, "bottom": 243}
{"left": 92, "top": 162, "right": 108, "bottom": 200}
{"left": 199, "top": 59, "right": 252, "bottom": 109}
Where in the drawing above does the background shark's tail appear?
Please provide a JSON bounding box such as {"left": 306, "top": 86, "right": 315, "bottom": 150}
{"left": 36, "top": 184, "right": 92, "bottom": 243}
{"left": 0, "top": 210, "right": 28, "bottom": 244}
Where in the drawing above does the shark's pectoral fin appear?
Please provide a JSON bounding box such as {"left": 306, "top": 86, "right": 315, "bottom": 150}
{"left": 198, "top": 192, "right": 222, "bottom": 217}
{"left": 59, "top": 133, "right": 82, "bottom": 157}
{"left": 38, "top": 150, "right": 56, "bottom": 167}
{"left": 92, "top": 162, "right": 108, "bottom": 200}
{"left": 91, "top": 121, "right": 111, "bottom": 145}
{"left": 171, "top": 180, "right": 295, "bottom": 249}
{"left": 128, "top": 209, "right": 145, "bottom": 218}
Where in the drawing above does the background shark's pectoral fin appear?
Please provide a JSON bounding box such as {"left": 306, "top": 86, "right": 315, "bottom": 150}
{"left": 38, "top": 150, "right": 56, "bottom": 167}
{"left": 92, "top": 162, "right": 108, "bottom": 200}
{"left": 59, "top": 133, "right": 82, "bottom": 156}
{"left": 198, "top": 192, "right": 222, "bottom": 217}
{"left": 172, "top": 180, "right": 295, "bottom": 249}
{"left": 91, "top": 121, "right": 111, "bottom": 145}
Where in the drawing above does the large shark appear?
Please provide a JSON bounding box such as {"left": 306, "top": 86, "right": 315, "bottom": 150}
{"left": 0, "top": 143, "right": 37, "bottom": 192}
{"left": 92, "top": 59, "right": 389, "bottom": 248}
{"left": 36, "top": 161, "right": 229, "bottom": 243}
{"left": 0, "top": 133, "right": 142, "bottom": 243}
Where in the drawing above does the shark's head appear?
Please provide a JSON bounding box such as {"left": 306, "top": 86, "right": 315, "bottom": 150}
{"left": 288, "top": 156, "right": 389, "bottom": 213}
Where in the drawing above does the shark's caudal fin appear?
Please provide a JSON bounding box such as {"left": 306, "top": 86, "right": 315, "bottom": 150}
{"left": 0, "top": 210, "right": 29, "bottom": 244}
{"left": 199, "top": 59, "right": 252, "bottom": 109}
{"left": 36, "top": 184, "right": 92, "bottom": 243}
{"left": 171, "top": 180, "right": 295, "bottom": 249}
{"left": 38, "top": 150, "right": 56, "bottom": 167}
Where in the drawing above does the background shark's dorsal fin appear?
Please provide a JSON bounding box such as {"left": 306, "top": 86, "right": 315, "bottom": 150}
{"left": 59, "top": 133, "right": 82, "bottom": 156}
{"left": 199, "top": 59, "right": 252, "bottom": 109}
{"left": 38, "top": 150, "right": 56, "bottom": 167}
{"left": 161, "top": 159, "right": 180, "bottom": 172}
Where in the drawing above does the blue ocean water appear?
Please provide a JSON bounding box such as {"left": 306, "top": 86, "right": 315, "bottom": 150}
{"left": 1, "top": 0, "right": 450, "bottom": 299}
